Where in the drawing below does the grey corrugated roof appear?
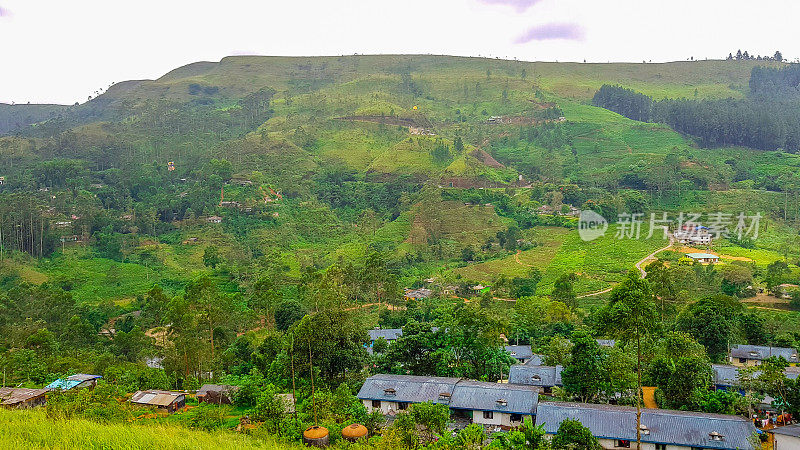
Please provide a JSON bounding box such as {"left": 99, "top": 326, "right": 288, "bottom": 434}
{"left": 368, "top": 328, "right": 403, "bottom": 341}
{"left": 66, "top": 374, "right": 101, "bottom": 382}
{"left": 0, "top": 388, "right": 47, "bottom": 405}
{"left": 536, "top": 402, "right": 756, "bottom": 450}
{"left": 524, "top": 354, "right": 545, "bottom": 366}
{"left": 729, "top": 344, "right": 798, "bottom": 363}
{"left": 770, "top": 424, "right": 800, "bottom": 437}
{"left": 508, "top": 365, "right": 562, "bottom": 387}
{"left": 596, "top": 339, "right": 616, "bottom": 347}
{"left": 713, "top": 364, "right": 799, "bottom": 387}
{"left": 357, "top": 374, "right": 460, "bottom": 404}
{"left": 129, "top": 390, "right": 184, "bottom": 406}
{"left": 449, "top": 381, "right": 538, "bottom": 415}
{"left": 505, "top": 345, "right": 533, "bottom": 360}
{"left": 712, "top": 364, "right": 740, "bottom": 386}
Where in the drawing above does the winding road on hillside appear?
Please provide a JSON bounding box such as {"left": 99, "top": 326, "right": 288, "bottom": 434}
{"left": 514, "top": 236, "right": 675, "bottom": 299}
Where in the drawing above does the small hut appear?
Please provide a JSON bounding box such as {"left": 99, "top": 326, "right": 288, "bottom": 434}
{"left": 46, "top": 374, "right": 102, "bottom": 391}
{"left": 129, "top": 390, "right": 186, "bottom": 413}
{"left": 0, "top": 388, "right": 47, "bottom": 409}
{"left": 196, "top": 384, "right": 238, "bottom": 405}
{"left": 342, "top": 423, "right": 368, "bottom": 442}
{"left": 303, "top": 425, "right": 329, "bottom": 447}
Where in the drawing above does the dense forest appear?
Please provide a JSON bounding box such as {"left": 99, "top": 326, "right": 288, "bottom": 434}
{"left": 593, "top": 64, "right": 800, "bottom": 151}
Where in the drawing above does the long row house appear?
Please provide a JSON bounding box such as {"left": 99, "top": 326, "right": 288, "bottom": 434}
{"left": 358, "top": 374, "right": 758, "bottom": 450}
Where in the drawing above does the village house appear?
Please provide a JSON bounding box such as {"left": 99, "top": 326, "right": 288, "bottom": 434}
{"left": 674, "top": 224, "right": 713, "bottom": 246}
{"left": 505, "top": 345, "right": 534, "bottom": 364}
{"left": 366, "top": 328, "right": 403, "bottom": 354}
{"left": 448, "top": 381, "right": 538, "bottom": 428}
{"left": 712, "top": 364, "right": 743, "bottom": 392}
{"left": 729, "top": 344, "right": 798, "bottom": 366}
{"left": 46, "top": 374, "right": 102, "bottom": 391}
{"left": 0, "top": 388, "right": 48, "bottom": 409}
{"left": 0, "top": 176, "right": 5, "bottom": 185}
{"left": 536, "top": 402, "right": 757, "bottom": 450}
{"left": 197, "top": 384, "right": 238, "bottom": 405}
{"left": 358, "top": 375, "right": 538, "bottom": 429}
{"left": 769, "top": 424, "right": 800, "bottom": 450}
{"left": 596, "top": 339, "right": 617, "bottom": 347}
{"left": 686, "top": 252, "right": 720, "bottom": 264}
{"left": 508, "top": 364, "right": 563, "bottom": 394}
{"left": 525, "top": 354, "right": 546, "bottom": 366}
{"left": 205, "top": 215, "right": 223, "bottom": 224}
{"left": 129, "top": 390, "right": 186, "bottom": 413}
{"left": 404, "top": 288, "right": 432, "bottom": 300}
{"left": 358, "top": 374, "right": 460, "bottom": 415}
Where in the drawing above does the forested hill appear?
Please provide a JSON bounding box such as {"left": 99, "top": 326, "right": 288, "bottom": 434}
{"left": 1, "top": 55, "right": 799, "bottom": 300}
{"left": 0, "top": 103, "right": 68, "bottom": 134}
{"left": 592, "top": 64, "right": 800, "bottom": 151}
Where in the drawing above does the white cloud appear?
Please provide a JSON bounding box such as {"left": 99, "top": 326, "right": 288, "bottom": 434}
{"left": 1, "top": 0, "right": 799, "bottom": 104}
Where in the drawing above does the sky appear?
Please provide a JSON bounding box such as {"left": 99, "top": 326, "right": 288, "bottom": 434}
{"left": 1, "top": 0, "right": 800, "bottom": 104}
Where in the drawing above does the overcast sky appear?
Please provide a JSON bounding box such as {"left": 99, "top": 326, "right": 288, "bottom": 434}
{"left": 2, "top": 0, "right": 799, "bottom": 104}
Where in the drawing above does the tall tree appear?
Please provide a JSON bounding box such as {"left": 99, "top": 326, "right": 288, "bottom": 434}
{"left": 561, "top": 332, "right": 606, "bottom": 402}
{"left": 597, "top": 271, "right": 656, "bottom": 450}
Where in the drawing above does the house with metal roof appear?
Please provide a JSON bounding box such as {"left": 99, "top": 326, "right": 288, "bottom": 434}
{"left": 0, "top": 387, "right": 48, "bottom": 409}
{"left": 536, "top": 402, "right": 757, "bottom": 450}
{"left": 358, "top": 375, "right": 539, "bottom": 429}
{"left": 45, "top": 374, "right": 102, "bottom": 391}
{"left": 358, "top": 374, "right": 460, "bottom": 415}
{"left": 769, "top": 424, "right": 800, "bottom": 450}
{"left": 729, "top": 344, "right": 798, "bottom": 366}
{"left": 524, "top": 354, "right": 546, "bottom": 366}
{"left": 596, "top": 339, "right": 616, "bottom": 348}
{"left": 368, "top": 328, "right": 403, "bottom": 344}
{"left": 508, "top": 365, "right": 563, "bottom": 394}
{"left": 505, "top": 345, "right": 533, "bottom": 364}
{"left": 197, "top": 384, "right": 238, "bottom": 405}
{"left": 448, "top": 381, "right": 538, "bottom": 428}
{"left": 129, "top": 390, "right": 186, "bottom": 413}
{"left": 404, "top": 288, "right": 432, "bottom": 300}
{"left": 686, "top": 252, "right": 720, "bottom": 264}
{"left": 366, "top": 328, "right": 404, "bottom": 354}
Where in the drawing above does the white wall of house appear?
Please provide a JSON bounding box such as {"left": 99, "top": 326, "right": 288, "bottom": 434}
{"left": 550, "top": 436, "right": 690, "bottom": 450}
{"left": 362, "top": 399, "right": 409, "bottom": 415}
{"left": 596, "top": 438, "right": 693, "bottom": 450}
{"left": 774, "top": 433, "right": 800, "bottom": 450}
{"left": 468, "top": 411, "right": 530, "bottom": 427}
{"left": 470, "top": 410, "right": 502, "bottom": 426}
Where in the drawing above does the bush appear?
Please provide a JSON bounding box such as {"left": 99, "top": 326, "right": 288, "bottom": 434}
{"left": 551, "top": 418, "right": 601, "bottom": 450}
{"left": 185, "top": 404, "right": 231, "bottom": 431}
{"left": 46, "top": 383, "right": 132, "bottom": 423}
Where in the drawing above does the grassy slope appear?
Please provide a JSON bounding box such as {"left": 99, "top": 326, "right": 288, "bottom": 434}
{"left": 0, "top": 408, "right": 294, "bottom": 450}
{"left": 4, "top": 55, "right": 798, "bottom": 303}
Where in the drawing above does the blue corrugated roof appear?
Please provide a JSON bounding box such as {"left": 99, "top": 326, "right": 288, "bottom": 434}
{"left": 46, "top": 374, "right": 101, "bottom": 390}
{"left": 46, "top": 379, "right": 83, "bottom": 390}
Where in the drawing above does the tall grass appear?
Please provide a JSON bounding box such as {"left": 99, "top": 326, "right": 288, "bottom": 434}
{"left": 0, "top": 408, "right": 296, "bottom": 450}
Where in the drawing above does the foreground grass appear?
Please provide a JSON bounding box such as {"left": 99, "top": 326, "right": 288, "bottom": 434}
{"left": 0, "top": 408, "right": 294, "bottom": 450}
